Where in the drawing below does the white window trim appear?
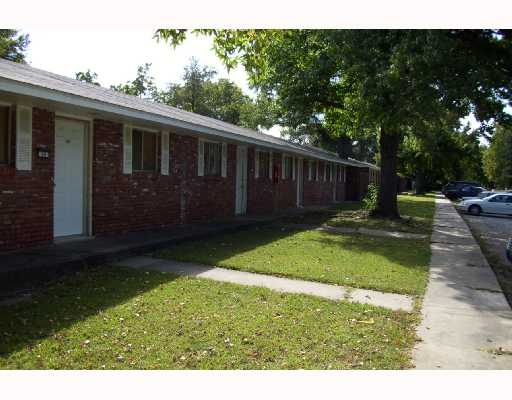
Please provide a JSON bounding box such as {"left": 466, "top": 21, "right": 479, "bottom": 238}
{"left": 16, "top": 105, "right": 32, "bottom": 171}
{"left": 161, "top": 131, "right": 170, "bottom": 176}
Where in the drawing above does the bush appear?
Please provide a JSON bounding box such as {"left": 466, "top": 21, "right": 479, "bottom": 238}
{"left": 362, "top": 183, "right": 379, "bottom": 211}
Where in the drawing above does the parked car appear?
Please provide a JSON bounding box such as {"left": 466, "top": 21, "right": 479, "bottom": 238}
{"left": 461, "top": 190, "right": 504, "bottom": 201}
{"left": 507, "top": 238, "right": 512, "bottom": 263}
{"left": 442, "top": 181, "right": 482, "bottom": 199}
{"left": 456, "top": 193, "right": 512, "bottom": 216}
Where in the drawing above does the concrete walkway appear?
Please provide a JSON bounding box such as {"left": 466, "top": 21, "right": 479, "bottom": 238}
{"left": 413, "top": 196, "right": 512, "bottom": 369}
{"left": 114, "top": 256, "right": 414, "bottom": 312}
{"left": 275, "top": 223, "right": 428, "bottom": 240}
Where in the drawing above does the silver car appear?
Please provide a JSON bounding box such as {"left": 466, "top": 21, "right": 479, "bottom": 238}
{"left": 457, "top": 193, "right": 512, "bottom": 216}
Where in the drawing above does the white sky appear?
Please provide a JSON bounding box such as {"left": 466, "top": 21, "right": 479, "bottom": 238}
{"left": 21, "top": 26, "right": 285, "bottom": 138}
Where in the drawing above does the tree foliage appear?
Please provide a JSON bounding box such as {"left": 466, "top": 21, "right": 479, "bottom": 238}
{"left": 75, "top": 69, "right": 100, "bottom": 86}
{"left": 111, "top": 63, "right": 157, "bottom": 99}
{"left": 483, "top": 124, "right": 512, "bottom": 189}
{"left": 0, "top": 29, "right": 29, "bottom": 63}
{"left": 155, "top": 58, "right": 276, "bottom": 130}
{"left": 155, "top": 29, "right": 512, "bottom": 218}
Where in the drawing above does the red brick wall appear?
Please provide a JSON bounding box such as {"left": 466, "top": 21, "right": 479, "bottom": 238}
{"left": 92, "top": 121, "right": 237, "bottom": 236}
{"left": 246, "top": 148, "right": 297, "bottom": 215}
{"left": 0, "top": 110, "right": 359, "bottom": 251}
{"left": 303, "top": 161, "right": 336, "bottom": 206}
{"left": 0, "top": 107, "right": 54, "bottom": 251}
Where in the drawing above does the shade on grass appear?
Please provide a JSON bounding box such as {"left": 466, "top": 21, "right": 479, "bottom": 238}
{"left": 0, "top": 266, "right": 417, "bottom": 369}
{"left": 282, "top": 194, "right": 436, "bottom": 234}
{"left": 157, "top": 227, "right": 430, "bottom": 296}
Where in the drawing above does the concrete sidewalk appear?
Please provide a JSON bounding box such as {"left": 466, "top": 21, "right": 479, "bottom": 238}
{"left": 413, "top": 196, "right": 512, "bottom": 369}
{"left": 114, "top": 256, "right": 414, "bottom": 312}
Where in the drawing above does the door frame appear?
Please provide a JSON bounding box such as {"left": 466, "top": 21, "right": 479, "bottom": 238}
{"left": 235, "top": 145, "right": 248, "bottom": 215}
{"left": 54, "top": 114, "right": 93, "bottom": 238}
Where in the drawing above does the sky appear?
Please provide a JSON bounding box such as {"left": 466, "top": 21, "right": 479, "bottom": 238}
{"left": 21, "top": 27, "right": 284, "bottom": 138}
{"left": 19, "top": 27, "right": 507, "bottom": 144}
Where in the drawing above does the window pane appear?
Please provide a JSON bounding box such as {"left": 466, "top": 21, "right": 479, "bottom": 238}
{"left": 142, "top": 132, "right": 156, "bottom": 171}
{"left": 204, "top": 142, "right": 222, "bottom": 176}
{"left": 132, "top": 130, "right": 143, "bottom": 171}
{"left": 284, "top": 156, "right": 292, "bottom": 179}
{"left": 259, "top": 151, "right": 269, "bottom": 178}
{"left": 0, "top": 106, "right": 8, "bottom": 164}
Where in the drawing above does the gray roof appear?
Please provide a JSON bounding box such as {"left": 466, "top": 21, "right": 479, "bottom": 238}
{"left": 0, "top": 58, "right": 376, "bottom": 168}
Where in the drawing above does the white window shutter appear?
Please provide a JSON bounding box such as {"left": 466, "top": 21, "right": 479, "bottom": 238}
{"left": 292, "top": 157, "right": 296, "bottom": 181}
{"left": 268, "top": 151, "right": 273, "bottom": 179}
{"left": 343, "top": 167, "right": 347, "bottom": 183}
{"left": 122, "top": 125, "right": 132, "bottom": 174}
{"left": 161, "top": 131, "right": 170, "bottom": 176}
{"left": 197, "top": 139, "right": 204, "bottom": 176}
{"left": 281, "top": 153, "right": 285, "bottom": 180}
{"left": 255, "top": 150, "right": 259, "bottom": 178}
{"left": 16, "top": 106, "right": 32, "bottom": 171}
{"left": 221, "top": 142, "right": 227, "bottom": 177}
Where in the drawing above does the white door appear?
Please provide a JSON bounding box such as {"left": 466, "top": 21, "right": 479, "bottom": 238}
{"left": 235, "top": 146, "right": 248, "bottom": 215}
{"left": 296, "top": 158, "right": 304, "bottom": 207}
{"left": 54, "top": 119, "right": 86, "bottom": 237}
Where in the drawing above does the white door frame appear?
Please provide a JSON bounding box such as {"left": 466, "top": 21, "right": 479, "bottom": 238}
{"left": 235, "top": 145, "right": 248, "bottom": 215}
{"left": 54, "top": 115, "right": 92, "bottom": 238}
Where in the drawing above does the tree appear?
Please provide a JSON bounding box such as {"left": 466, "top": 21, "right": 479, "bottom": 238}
{"left": 156, "top": 58, "right": 276, "bottom": 130}
{"left": 75, "top": 69, "right": 100, "bottom": 85}
{"left": 111, "top": 63, "right": 157, "bottom": 99}
{"left": 399, "top": 123, "right": 487, "bottom": 193}
{"left": 483, "top": 124, "right": 512, "bottom": 189}
{"left": 155, "top": 29, "right": 512, "bottom": 218}
{"left": 0, "top": 29, "right": 29, "bottom": 63}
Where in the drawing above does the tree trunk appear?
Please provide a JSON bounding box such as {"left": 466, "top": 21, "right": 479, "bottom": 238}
{"left": 373, "top": 127, "right": 401, "bottom": 219}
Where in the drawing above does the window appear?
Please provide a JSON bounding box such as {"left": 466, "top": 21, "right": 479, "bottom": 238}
{"left": 258, "top": 151, "right": 270, "bottom": 178}
{"left": 283, "top": 155, "right": 292, "bottom": 180}
{"left": 0, "top": 105, "right": 9, "bottom": 164}
{"left": 204, "top": 141, "right": 222, "bottom": 176}
{"left": 490, "top": 195, "right": 510, "bottom": 203}
{"left": 132, "top": 129, "right": 157, "bottom": 171}
{"left": 309, "top": 160, "right": 317, "bottom": 181}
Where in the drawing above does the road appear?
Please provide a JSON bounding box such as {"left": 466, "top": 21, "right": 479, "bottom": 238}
{"left": 461, "top": 212, "right": 512, "bottom": 305}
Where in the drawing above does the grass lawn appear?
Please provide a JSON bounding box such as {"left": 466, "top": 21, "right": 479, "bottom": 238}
{"left": 156, "top": 227, "right": 430, "bottom": 295}
{"left": 0, "top": 266, "right": 417, "bottom": 369}
{"left": 282, "top": 194, "right": 436, "bottom": 234}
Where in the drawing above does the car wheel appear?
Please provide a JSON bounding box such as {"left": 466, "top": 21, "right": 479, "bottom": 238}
{"left": 468, "top": 205, "right": 482, "bottom": 216}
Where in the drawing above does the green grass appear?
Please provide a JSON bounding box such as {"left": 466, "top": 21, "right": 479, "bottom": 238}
{"left": 0, "top": 266, "right": 418, "bottom": 369}
{"left": 156, "top": 227, "right": 430, "bottom": 295}
{"left": 282, "top": 194, "right": 436, "bottom": 234}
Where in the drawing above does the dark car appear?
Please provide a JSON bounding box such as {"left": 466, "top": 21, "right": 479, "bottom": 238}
{"left": 442, "top": 181, "right": 482, "bottom": 199}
